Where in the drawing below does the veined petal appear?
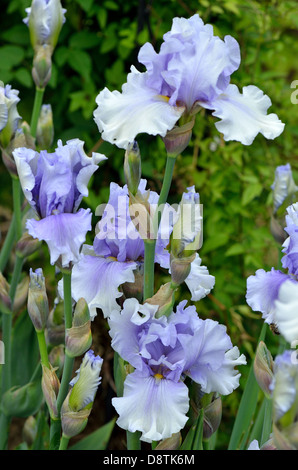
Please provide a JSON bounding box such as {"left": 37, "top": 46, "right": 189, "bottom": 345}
{"left": 70, "top": 252, "right": 137, "bottom": 319}
{"left": 274, "top": 279, "right": 298, "bottom": 344}
{"left": 94, "top": 67, "right": 185, "bottom": 149}
{"left": 112, "top": 370, "right": 189, "bottom": 443}
{"left": 204, "top": 84, "right": 284, "bottom": 145}
{"left": 26, "top": 208, "right": 92, "bottom": 267}
{"left": 13, "top": 147, "right": 39, "bottom": 208}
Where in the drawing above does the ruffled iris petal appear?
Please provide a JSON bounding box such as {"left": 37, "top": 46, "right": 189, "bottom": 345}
{"left": 204, "top": 84, "right": 284, "bottom": 145}
{"left": 112, "top": 370, "right": 189, "bottom": 443}
{"left": 184, "top": 253, "right": 215, "bottom": 301}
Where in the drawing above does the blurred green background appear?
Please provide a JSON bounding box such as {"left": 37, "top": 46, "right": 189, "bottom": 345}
{"left": 1, "top": 0, "right": 298, "bottom": 449}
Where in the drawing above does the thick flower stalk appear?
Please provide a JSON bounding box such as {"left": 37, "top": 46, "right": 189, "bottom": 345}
{"left": 109, "top": 298, "right": 246, "bottom": 443}
{"left": 13, "top": 139, "right": 106, "bottom": 269}
{"left": 94, "top": 14, "right": 284, "bottom": 151}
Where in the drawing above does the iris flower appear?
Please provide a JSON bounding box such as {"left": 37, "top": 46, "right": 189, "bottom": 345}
{"left": 109, "top": 298, "right": 246, "bottom": 443}
{"left": 94, "top": 14, "right": 284, "bottom": 150}
{"left": 13, "top": 139, "right": 106, "bottom": 268}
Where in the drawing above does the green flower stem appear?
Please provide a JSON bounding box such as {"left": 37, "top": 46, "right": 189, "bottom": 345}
{"left": 0, "top": 214, "right": 15, "bottom": 272}
{"left": 126, "top": 430, "right": 142, "bottom": 450}
{"left": 143, "top": 240, "right": 156, "bottom": 300}
{"left": 192, "top": 408, "right": 204, "bottom": 450}
{"left": 30, "top": 87, "right": 45, "bottom": 138}
{"left": 59, "top": 434, "right": 70, "bottom": 451}
{"left": 36, "top": 330, "right": 50, "bottom": 368}
{"left": 50, "top": 271, "right": 74, "bottom": 449}
{"left": 142, "top": 154, "right": 177, "bottom": 302}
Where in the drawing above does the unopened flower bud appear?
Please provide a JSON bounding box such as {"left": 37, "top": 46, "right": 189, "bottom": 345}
{"left": 271, "top": 163, "right": 298, "bottom": 215}
{"left": 121, "top": 262, "right": 143, "bottom": 302}
{"left": 170, "top": 252, "right": 196, "bottom": 286}
{"left": 0, "top": 272, "right": 12, "bottom": 313}
{"left": 36, "top": 104, "right": 54, "bottom": 149}
{"left": 32, "top": 45, "right": 52, "bottom": 89}
{"left": 273, "top": 422, "right": 298, "bottom": 450}
{"left": 124, "top": 140, "right": 141, "bottom": 196}
{"left": 46, "top": 298, "right": 65, "bottom": 346}
{"left": 13, "top": 275, "right": 29, "bottom": 313}
{"left": 254, "top": 341, "right": 274, "bottom": 398}
{"left": 28, "top": 268, "right": 49, "bottom": 332}
{"left": 41, "top": 364, "right": 60, "bottom": 419}
{"left": 16, "top": 231, "right": 42, "bottom": 259}
{"left": 2, "top": 381, "right": 43, "bottom": 418}
{"left": 23, "top": 0, "right": 66, "bottom": 50}
{"left": 49, "top": 345, "right": 65, "bottom": 378}
{"left": 129, "top": 190, "right": 155, "bottom": 240}
{"left": 61, "top": 350, "right": 103, "bottom": 438}
{"left": 65, "top": 298, "right": 92, "bottom": 358}
{"left": 155, "top": 432, "right": 181, "bottom": 450}
{"left": 146, "top": 282, "right": 176, "bottom": 318}
{"left": 270, "top": 215, "right": 288, "bottom": 245}
{"left": 162, "top": 118, "right": 195, "bottom": 157}
{"left": 0, "top": 82, "right": 22, "bottom": 149}
{"left": 203, "top": 396, "right": 222, "bottom": 439}
{"left": 171, "top": 186, "right": 202, "bottom": 258}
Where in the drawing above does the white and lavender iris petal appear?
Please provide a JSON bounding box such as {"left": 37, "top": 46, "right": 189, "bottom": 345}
{"left": 198, "top": 346, "right": 246, "bottom": 395}
{"left": 184, "top": 254, "right": 215, "bottom": 301}
{"left": 246, "top": 268, "right": 294, "bottom": 324}
{"left": 26, "top": 208, "right": 92, "bottom": 267}
{"left": 109, "top": 298, "right": 158, "bottom": 370}
{"left": 94, "top": 67, "right": 185, "bottom": 149}
{"left": 281, "top": 206, "right": 298, "bottom": 276}
{"left": 274, "top": 279, "right": 298, "bottom": 344}
{"left": 271, "top": 164, "right": 298, "bottom": 213}
{"left": 204, "top": 84, "right": 285, "bottom": 145}
{"left": 270, "top": 350, "right": 298, "bottom": 421}
{"left": 70, "top": 249, "right": 137, "bottom": 319}
{"left": 112, "top": 370, "right": 189, "bottom": 443}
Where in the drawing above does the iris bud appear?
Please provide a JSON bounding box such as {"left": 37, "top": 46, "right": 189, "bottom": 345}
{"left": 124, "top": 140, "right": 141, "bottom": 196}
{"left": 65, "top": 298, "right": 92, "bottom": 358}
{"left": 36, "top": 104, "right": 54, "bottom": 149}
{"left": 254, "top": 341, "right": 274, "bottom": 398}
{"left": 28, "top": 268, "right": 49, "bottom": 332}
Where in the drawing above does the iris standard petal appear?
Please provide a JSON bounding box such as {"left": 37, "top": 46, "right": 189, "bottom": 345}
{"left": 94, "top": 67, "right": 185, "bottom": 149}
